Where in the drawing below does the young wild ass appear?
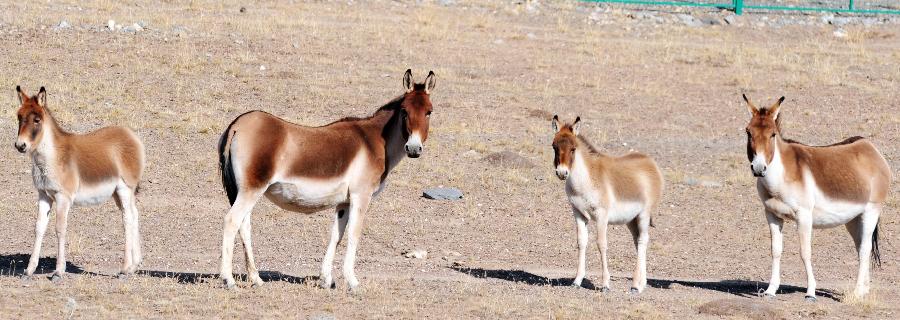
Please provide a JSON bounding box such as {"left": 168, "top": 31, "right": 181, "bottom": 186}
{"left": 743, "top": 95, "right": 891, "bottom": 301}
{"left": 14, "top": 86, "right": 145, "bottom": 281}
{"left": 551, "top": 116, "right": 663, "bottom": 293}
{"left": 218, "top": 69, "right": 436, "bottom": 290}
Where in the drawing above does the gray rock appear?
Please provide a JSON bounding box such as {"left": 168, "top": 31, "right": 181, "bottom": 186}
{"left": 309, "top": 314, "right": 335, "bottom": 320}
{"left": 438, "top": 0, "right": 455, "bottom": 5}
{"left": 724, "top": 14, "right": 737, "bottom": 25}
{"left": 702, "top": 17, "right": 723, "bottom": 26}
{"left": 122, "top": 25, "right": 137, "bottom": 33}
{"left": 107, "top": 19, "right": 116, "bottom": 31}
{"left": 55, "top": 20, "right": 71, "bottom": 29}
{"left": 677, "top": 14, "right": 703, "bottom": 27}
{"left": 833, "top": 28, "right": 848, "bottom": 38}
{"left": 481, "top": 151, "right": 534, "bottom": 168}
{"left": 136, "top": 21, "right": 148, "bottom": 28}
{"left": 423, "top": 187, "right": 463, "bottom": 200}
{"left": 830, "top": 17, "right": 851, "bottom": 26}
{"left": 403, "top": 249, "right": 428, "bottom": 259}
{"left": 683, "top": 177, "right": 722, "bottom": 188}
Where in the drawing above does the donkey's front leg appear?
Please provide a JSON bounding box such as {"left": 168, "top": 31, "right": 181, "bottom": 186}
{"left": 25, "top": 191, "right": 52, "bottom": 277}
{"left": 763, "top": 211, "right": 784, "bottom": 297}
{"left": 342, "top": 194, "right": 372, "bottom": 291}
{"left": 320, "top": 204, "right": 349, "bottom": 289}
{"left": 797, "top": 210, "right": 817, "bottom": 302}
{"left": 595, "top": 212, "right": 611, "bottom": 291}
{"left": 571, "top": 208, "right": 589, "bottom": 288}
{"left": 51, "top": 196, "right": 72, "bottom": 282}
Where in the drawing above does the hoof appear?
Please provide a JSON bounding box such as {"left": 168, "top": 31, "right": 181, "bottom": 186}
{"left": 348, "top": 285, "right": 363, "bottom": 295}
{"left": 50, "top": 274, "right": 63, "bottom": 283}
{"left": 223, "top": 279, "right": 236, "bottom": 290}
{"left": 629, "top": 287, "right": 640, "bottom": 294}
{"left": 251, "top": 281, "right": 263, "bottom": 289}
{"left": 599, "top": 287, "right": 610, "bottom": 293}
{"left": 117, "top": 272, "right": 129, "bottom": 280}
{"left": 319, "top": 279, "right": 335, "bottom": 289}
{"left": 20, "top": 274, "right": 34, "bottom": 281}
{"left": 805, "top": 295, "right": 817, "bottom": 303}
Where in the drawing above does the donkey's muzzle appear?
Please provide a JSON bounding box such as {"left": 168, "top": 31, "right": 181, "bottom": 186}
{"left": 405, "top": 144, "right": 422, "bottom": 158}
{"left": 14, "top": 142, "right": 26, "bottom": 153}
{"left": 751, "top": 164, "right": 766, "bottom": 177}
{"left": 555, "top": 168, "right": 569, "bottom": 180}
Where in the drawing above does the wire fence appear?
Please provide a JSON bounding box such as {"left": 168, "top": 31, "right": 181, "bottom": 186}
{"left": 582, "top": 0, "right": 900, "bottom": 15}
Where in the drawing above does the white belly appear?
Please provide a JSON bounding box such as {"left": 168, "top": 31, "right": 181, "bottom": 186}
{"left": 607, "top": 201, "right": 643, "bottom": 225}
{"left": 265, "top": 179, "right": 348, "bottom": 213}
{"left": 812, "top": 199, "right": 865, "bottom": 228}
{"left": 73, "top": 181, "right": 117, "bottom": 206}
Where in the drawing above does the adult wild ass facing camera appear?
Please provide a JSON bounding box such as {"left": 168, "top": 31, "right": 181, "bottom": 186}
{"left": 218, "top": 69, "right": 436, "bottom": 290}
{"left": 14, "top": 86, "right": 146, "bottom": 281}
{"left": 551, "top": 116, "right": 663, "bottom": 293}
{"left": 743, "top": 94, "right": 891, "bottom": 301}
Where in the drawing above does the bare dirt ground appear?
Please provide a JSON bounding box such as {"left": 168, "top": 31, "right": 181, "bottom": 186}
{"left": 0, "top": 1, "right": 898, "bottom": 319}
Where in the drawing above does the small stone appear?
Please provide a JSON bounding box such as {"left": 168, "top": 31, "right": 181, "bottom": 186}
{"left": 239, "top": 6, "right": 247, "bottom": 13}
{"left": 132, "top": 23, "right": 143, "bottom": 32}
{"left": 438, "top": 0, "right": 455, "bottom": 5}
{"left": 526, "top": 32, "right": 536, "bottom": 39}
{"left": 833, "top": 28, "right": 848, "bottom": 38}
{"left": 462, "top": 150, "right": 480, "bottom": 158}
{"left": 403, "top": 249, "right": 428, "bottom": 259}
{"left": 55, "top": 20, "right": 71, "bottom": 29}
{"left": 493, "top": 39, "right": 504, "bottom": 45}
{"left": 481, "top": 151, "right": 534, "bottom": 168}
{"left": 136, "top": 21, "right": 148, "bottom": 28}
{"left": 830, "top": 17, "right": 851, "bottom": 26}
{"left": 64, "top": 297, "right": 77, "bottom": 316}
{"left": 107, "top": 19, "right": 115, "bottom": 30}
{"left": 309, "top": 313, "right": 335, "bottom": 320}
{"left": 724, "top": 14, "right": 737, "bottom": 25}
{"left": 122, "top": 25, "right": 137, "bottom": 33}
{"left": 259, "top": 65, "right": 266, "bottom": 71}
{"left": 423, "top": 187, "right": 463, "bottom": 200}
{"left": 677, "top": 14, "right": 703, "bottom": 27}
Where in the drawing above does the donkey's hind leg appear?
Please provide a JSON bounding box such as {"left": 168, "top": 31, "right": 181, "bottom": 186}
{"left": 114, "top": 184, "right": 139, "bottom": 275}
{"left": 320, "top": 204, "right": 350, "bottom": 289}
{"left": 627, "top": 214, "right": 650, "bottom": 293}
{"left": 220, "top": 189, "right": 263, "bottom": 289}
{"left": 854, "top": 204, "right": 881, "bottom": 298}
{"left": 239, "top": 213, "right": 264, "bottom": 287}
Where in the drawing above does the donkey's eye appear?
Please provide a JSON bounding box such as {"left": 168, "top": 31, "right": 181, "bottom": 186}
{"left": 426, "top": 111, "right": 432, "bottom": 117}
{"left": 770, "top": 133, "right": 776, "bottom": 138}
{"left": 33, "top": 118, "right": 41, "bottom": 124}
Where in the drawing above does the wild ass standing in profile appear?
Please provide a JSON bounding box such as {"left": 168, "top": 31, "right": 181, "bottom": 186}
{"left": 14, "top": 86, "right": 145, "bottom": 281}
{"left": 218, "top": 69, "right": 436, "bottom": 290}
{"left": 551, "top": 116, "right": 663, "bottom": 293}
{"left": 743, "top": 95, "right": 891, "bottom": 301}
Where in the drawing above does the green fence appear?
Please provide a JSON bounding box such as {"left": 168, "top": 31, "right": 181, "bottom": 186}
{"left": 583, "top": 0, "right": 900, "bottom": 15}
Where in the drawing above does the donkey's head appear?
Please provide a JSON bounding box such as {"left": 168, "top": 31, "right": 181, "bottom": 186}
{"left": 743, "top": 94, "right": 785, "bottom": 177}
{"left": 14, "top": 86, "right": 50, "bottom": 154}
{"left": 400, "top": 69, "right": 436, "bottom": 158}
{"left": 551, "top": 115, "right": 581, "bottom": 180}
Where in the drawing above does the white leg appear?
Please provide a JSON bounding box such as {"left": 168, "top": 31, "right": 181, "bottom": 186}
{"left": 572, "top": 209, "right": 588, "bottom": 288}
{"left": 25, "top": 192, "right": 52, "bottom": 276}
{"left": 115, "top": 187, "right": 136, "bottom": 274}
{"left": 239, "top": 214, "right": 263, "bottom": 287}
{"left": 763, "top": 211, "right": 784, "bottom": 297}
{"left": 595, "top": 213, "right": 610, "bottom": 290}
{"left": 130, "top": 197, "right": 142, "bottom": 270}
{"left": 342, "top": 194, "right": 371, "bottom": 291}
{"left": 320, "top": 204, "right": 349, "bottom": 289}
{"left": 52, "top": 196, "right": 72, "bottom": 280}
{"left": 220, "top": 190, "right": 261, "bottom": 289}
{"left": 797, "top": 211, "right": 817, "bottom": 301}
{"left": 628, "top": 215, "right": 650, "bottom": 293}
{"left": 854, "top": 204, "right": 880, "bottom": 298}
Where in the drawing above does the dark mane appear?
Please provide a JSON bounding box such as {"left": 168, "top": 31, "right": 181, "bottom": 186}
{"left": 328, "top": 94, "right": 404, "bottom": 124}
{"left": 576, "top": 135, "right": 602, "bottom": 155}
{"left": 784, "top": 136, "right": 865, "bottom": 148}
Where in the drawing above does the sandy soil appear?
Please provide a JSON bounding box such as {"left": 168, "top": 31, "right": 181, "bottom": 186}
{"left": 0, "top": 1, "right": 898, "bottom": 319}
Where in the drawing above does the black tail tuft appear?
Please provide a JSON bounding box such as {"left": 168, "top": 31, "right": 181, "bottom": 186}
{"left": 872, "top": 221, "right": 882, "bottom": 269}
{"left": 219, "top": 125, "right": 238, "bottom": 206}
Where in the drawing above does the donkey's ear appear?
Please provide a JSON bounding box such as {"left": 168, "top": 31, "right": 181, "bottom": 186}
{"left": 551, "top": 115, "right": 560, "bottom": 133}
{"left": 769, "top": 96, "right": 785, "bottom": 120}
{"left": 742, "top": 94, "right": 758, "bottom": 115}
{"left": 403, "top": 69, "right": 413, "bottom": 93}
{"left": 424, "top": 71, "right": 436, "bottom": 94}
{"left": 36, "top": 87, "right": 47, "bottom": 107}
{"left": 572, "top": 116, "right": 582, "bottom": 135}
{"left": 16, "top": 86, "right": 28, "bottom": 104}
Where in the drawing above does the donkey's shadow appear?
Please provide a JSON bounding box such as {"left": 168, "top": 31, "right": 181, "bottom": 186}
{"left": 137, "top": 269, "right": 316, "bottom": 285}
{"left": 0, "top": 253, "right": 85, "bottom": 276}
{"left": 451, "top": 266, "right": 841, "bottom": 301}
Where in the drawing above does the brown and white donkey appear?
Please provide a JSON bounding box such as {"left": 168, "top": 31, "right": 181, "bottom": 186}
{"left": 552, "top": 116, "right": 663, "bottom": 293}
{"left": 218, "top": 69, "right": 436, "bottom": 290}
{"left": 743, "top": 95, "right": 892, "bottom": 301}
{"left": 14, "top": 86, "right": 145, "bottom": 281}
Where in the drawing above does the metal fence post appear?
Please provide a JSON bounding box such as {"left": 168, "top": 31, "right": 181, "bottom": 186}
{"left": 734, "top": 0, "right": 744, "bottom": 15}
{"left": 849, "top": 0, "right": 855, "bottom": 10}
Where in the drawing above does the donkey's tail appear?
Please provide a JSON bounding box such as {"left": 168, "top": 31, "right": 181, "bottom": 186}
{"left": 872, "top": 219, "right": 882, "bottom": 269}
{"left": 219, "top": 119, "right": 240, "bottom": 206}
